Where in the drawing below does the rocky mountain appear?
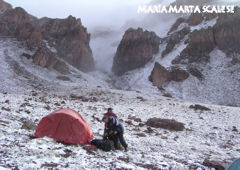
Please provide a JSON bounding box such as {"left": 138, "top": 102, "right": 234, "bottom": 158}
{"left": 0, "top": 1, "right": 94, "bottom": 73}
{"left": 112, "top": 28, "right": 160, "bottom": 76}
{"left": 112, "top": 7, "right": 240, "bottom": 106}
{"left": 0, "top": 0, "right": 11, "bottom": 14}
{"left": 1, "top": 1, "right": 240, "bottom": 169}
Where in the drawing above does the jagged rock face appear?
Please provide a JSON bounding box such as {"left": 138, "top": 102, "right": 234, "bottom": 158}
{"left": 33, "top": 45, "right": 70, "bottom": 75}
{"left": 170, "top": 67, "right": 190, "bottom": 82}
{"left": 0, "top": 0, "right": 12, "bottom": 14}
{"left": 168, "top": 17, "right": 185, "bottom": 34}
{"left": 173, "top": 28, "right": 215, "bottom": 64}
{"left": 187, "top": 66, "right": 204, "bottom": 80}
{"left": 187, "top": 13, "right": 204, "bottom": 26}
{"left": 0, "top": 2, "right": 94, "bottom": 73}
{"left": 162, "top": 27, "right": 190, "bottom": 57}
{"left": 149, "top": 62, "right": 171, "bottom": 86}
{"left": 169, "top": 8, "right": 240, "bottom": 65}
{"left": 112, "top": 28, "right": 160, "bottom": 76}
{"left": 214, "top": 8, "right": 240, "bottom": 54}
{"left": 149, "top": 62, "right": 189, "bottom": 86}
{"left": 0, "top": 7, "right": 36, "bottom": 36}
{"left": 40, "top": 16, "right": 94, "bottom": 72}
{"left": 168, "top": 13, "right": 217, "bottom": 34}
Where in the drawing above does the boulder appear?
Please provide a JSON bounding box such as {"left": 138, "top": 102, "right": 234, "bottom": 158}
{"left": 21, "top": 120, "right": 36, "bottom": 131}
{"left": 170, "top": 67, "right": 189, "bottom": 82}
{"left": 112, "top": 28, "right": 160, "bottom": 76}
{"left": 203, "top": 159, "right": 225, "bottom": 170}
{"left": 163, "top": 93, "right": 173, "bottom": 98}
{"left": 149, "top": 62, "right": 189, "bottom": 86}
{"left": 146, "top": 118, "right": 185, "bottom": 131}
{"left": 149, "top": 62, "right": 171, "bottom": 86}
{"left": 189, "top": 104, "right": 211, "bottom": 111}
{"left": 21, "top": 53, "right": 32, "bottom": 59}
{"left": 56, "top": 76, "right": 71, "bottom": 81}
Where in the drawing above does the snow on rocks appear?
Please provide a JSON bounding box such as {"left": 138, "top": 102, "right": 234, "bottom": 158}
{"left": 0, "top": 88, "right": 240, "bottom": 169}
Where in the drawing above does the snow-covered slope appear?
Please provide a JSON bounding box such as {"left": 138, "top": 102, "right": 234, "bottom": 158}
{"left": 1, "top": 35, "right": 240, "bottom": 170}
{"left": 0, "top": 38, "right": 113, "bottom": 95}
{"left": 1, "top": 86, "right": 240, "bottom": 169}
{"left": 111, "top": 11, "right": 240, "bottom": 107}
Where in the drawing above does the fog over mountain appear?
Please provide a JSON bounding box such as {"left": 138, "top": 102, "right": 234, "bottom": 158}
{"left": 1, "top": 0, "right": 240, "bottom": 169}
{"left": 4, "top": 0, "right": 149, "bottom": 29}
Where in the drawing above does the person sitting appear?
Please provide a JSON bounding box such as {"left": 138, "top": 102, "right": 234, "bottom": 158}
{"left": 102, "top": 108, "right": 117, "bottom": 139}
{"left": 103, "top": 116, "right": 128, "bottom": 152}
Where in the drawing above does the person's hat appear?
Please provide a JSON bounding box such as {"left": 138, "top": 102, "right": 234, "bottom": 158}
{"left": 107, "top": 108, "right": 113, "bottom": 112}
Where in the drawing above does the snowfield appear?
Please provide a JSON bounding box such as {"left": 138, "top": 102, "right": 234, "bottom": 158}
{"left": 1, "top": 88, "right": 240, "bottom": 169}
{"left": 1, "top": 0, "right": 240, "bottom": 169}
{"left": 0, "top": 38, "right": 239, "bottom": 169}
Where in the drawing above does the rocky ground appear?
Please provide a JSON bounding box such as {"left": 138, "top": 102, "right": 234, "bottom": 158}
{"left": 1, "top": 86, "right": 240, "bottom": 169}
{"left": 1, "top": 1, "right": 240, "bottom": 169}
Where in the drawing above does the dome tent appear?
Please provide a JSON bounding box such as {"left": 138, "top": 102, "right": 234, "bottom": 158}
{"left": 35, "top": 108, "right": 93, "bottom": 145}
{"left": 228, "top": 158, "right": 240, "bottom": 170}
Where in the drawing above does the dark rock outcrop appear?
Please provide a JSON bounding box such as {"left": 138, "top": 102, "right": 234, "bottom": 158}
{"left": 168, "top": 17, "right": 185, "bottom": 34}
{"left": 172, "top": 28, "right": 215, "bottom": 64}
{"left": 189, "top": 104, "right": 211, "bottom": 111}
{"left": 168, "top": 13, "right": 217, "bottom": 34}
{"left": 187, "top": 66, "right": 204, "bottom": 80}
{"left": 21, "top": 120, "right": 36, "bottom": 131}
{"left": 33, "top": 45, "right": 70, "bottom": 75}
{"left": 39, "top": 16, "right": 94, "bottom": 72}
{"left": 146, "top": 118, "right": 185, "bottom": 131}
{"left": 203, "top": 159, "right": 225, "bottom": 170}
{"left": 213, "top": 8, "right": 240, "bottom": 54}
{"left": 0, "top": 1, "right": 94, "bottom": 73}
{"left": 162, "top": 27, "right": 190, "bottom": 57}
{"left": 56, "top": 76, "right": 71, "bottom": 81}
{"left": 170, "top": 8, "right": 240, "bottom": 65}
{"left": 170, "top": 67, "right": 190, "bottom": 82}
{"left": 149, "top": 62, "right": 171, "bottom": 86}
{"left": 187, "top": 13, "right": 204, "bottom": 26}
{"left": 149, "top": 62, "right": 189, "bottom": 86}
{"left": 112, "top": 28, "right": 160, "bottom": 76}
{"left": 0, "top": 0, "right": 12, "bottom": 14}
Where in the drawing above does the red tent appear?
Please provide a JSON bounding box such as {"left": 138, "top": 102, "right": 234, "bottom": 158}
{"left": 35, "top": 108, "right": 93, "bottom": 145}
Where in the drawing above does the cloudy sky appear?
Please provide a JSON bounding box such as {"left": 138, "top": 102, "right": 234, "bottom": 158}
{"left": 5, "top": 0, "right": 149, "bottom": 28}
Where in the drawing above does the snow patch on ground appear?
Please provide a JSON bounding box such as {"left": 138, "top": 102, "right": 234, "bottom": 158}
{"left": 0, "top": 89, "right": 240, "bottom": 169}
{"left": 0, "top": 38, "right": 112, "bottom": 95}
{"left": 164, "top": 48, "right": 240, "bottom": 106}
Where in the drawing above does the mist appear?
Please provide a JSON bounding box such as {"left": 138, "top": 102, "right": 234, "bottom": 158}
{"left": 5, "top": 0, "right": 149, "bottom": 29}
{"left": 3, "top": 0, "right": 178, "bottom": 73}
{"left": 3, "top": 0, "right": 179, "bottom": 73}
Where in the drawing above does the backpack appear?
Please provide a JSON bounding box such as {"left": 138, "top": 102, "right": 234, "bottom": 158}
{"left": 90, "top": 139, "right": 113, "bottom": 152}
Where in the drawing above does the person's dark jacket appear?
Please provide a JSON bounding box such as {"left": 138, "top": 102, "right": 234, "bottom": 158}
{"left": 105, "top": 116, "right": 124, "bottom": 135}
